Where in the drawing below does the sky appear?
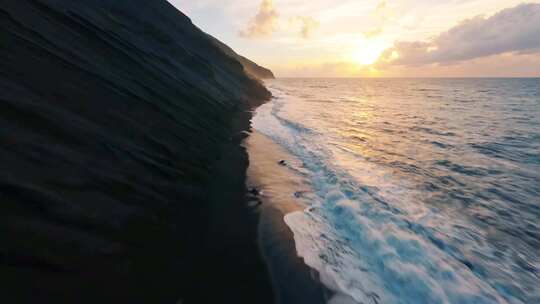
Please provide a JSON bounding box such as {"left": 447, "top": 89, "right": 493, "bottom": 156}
{"left": 172, "top": 0, "right": 540, "bottom": 77}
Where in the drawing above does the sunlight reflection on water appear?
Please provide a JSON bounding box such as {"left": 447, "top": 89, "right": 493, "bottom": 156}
{"left": 252, "top": 78, "right": 540, "bottom": 304}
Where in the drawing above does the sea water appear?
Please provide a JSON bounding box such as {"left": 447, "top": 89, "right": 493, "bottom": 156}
{"left": 251, "top": 78, "right": 540, "bottom": 304}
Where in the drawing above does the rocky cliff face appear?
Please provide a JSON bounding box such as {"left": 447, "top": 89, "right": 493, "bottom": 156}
{"left": 207, "top": 34, "right": 276, "bottom": 79}
{"left": 0, "top": 0, "right": 273, "bottom": 303}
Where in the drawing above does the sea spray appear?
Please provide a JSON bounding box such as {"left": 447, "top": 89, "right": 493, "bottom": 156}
{"left": 253, "top": 78, "right": 540, "bottom": 304}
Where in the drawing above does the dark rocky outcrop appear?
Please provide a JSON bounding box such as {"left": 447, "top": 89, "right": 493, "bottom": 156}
{"left": 0, "top": 0, "right": 274, "bottom": 303}
{"left": 207, "top": 34, "right": 276, "bottom": 79}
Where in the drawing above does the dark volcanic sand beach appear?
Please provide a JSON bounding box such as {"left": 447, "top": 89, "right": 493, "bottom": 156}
{"left": 184, "top": 110, "right": 276, "bottom": 304}
{"left": 246, "top": 131, "right": 329, "bottom": 304}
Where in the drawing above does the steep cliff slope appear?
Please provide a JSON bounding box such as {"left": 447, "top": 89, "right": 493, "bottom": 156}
{"left": 207, "top": 34, "right": 275, "bottom": 79}
{"left": 0, "top": 0, "right": 273, "bottom": 303}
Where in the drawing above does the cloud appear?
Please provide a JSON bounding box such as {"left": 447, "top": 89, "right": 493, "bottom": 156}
{"left": 363, "top": 28, "right": 383, "bottom": 38}
{"left": 375, "top": 0, "right": 387, "bottom": 12}
{"left": 291, "top": 16, "right": 319, "bottom": 39}
{"left": 379, "top": 52, "right": 540, "bottom": 78}
{"left": 379, "top": 3, "right": 540, "bottom": 66}
{"left": 239, "top": 0, "right": 279, "bottom": 39}
{"left": 362, "top": 0, "right": 390, "bottom": 38}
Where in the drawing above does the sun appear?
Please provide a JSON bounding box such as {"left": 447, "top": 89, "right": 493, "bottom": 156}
{"left": 350, "top": 38, "right": 388, "bottom": 66}
{"left": 352, "top": 47, "right": 383, "bottom": 65}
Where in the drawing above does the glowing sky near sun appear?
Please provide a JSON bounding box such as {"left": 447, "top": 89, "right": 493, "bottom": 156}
{"left": 172, "top": 0, "right": 540, "bottom": 77}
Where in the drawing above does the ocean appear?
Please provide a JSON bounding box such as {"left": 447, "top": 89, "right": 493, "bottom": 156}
{"left": 250, "top": 78, "right": 540, "bottom": 304}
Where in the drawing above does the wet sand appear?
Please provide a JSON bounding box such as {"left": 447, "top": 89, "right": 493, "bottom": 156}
{"left": 245, "top": 131, "right": 329, "bottom": 304}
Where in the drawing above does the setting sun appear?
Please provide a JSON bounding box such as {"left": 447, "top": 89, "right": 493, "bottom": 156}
{"left": 350, "top": 38, "right": 388, "bottom": 66}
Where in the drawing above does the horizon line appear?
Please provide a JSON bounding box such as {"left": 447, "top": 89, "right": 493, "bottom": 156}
{"left": 272, "top": 76, "right": 540, "bottom": 79}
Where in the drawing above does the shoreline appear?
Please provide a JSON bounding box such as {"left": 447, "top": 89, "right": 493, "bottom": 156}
{"left": 245, "top": 130, "right": 330, "bottom": 304}
{"left": 190, "top": 109, "right": 275, "bottom": 303}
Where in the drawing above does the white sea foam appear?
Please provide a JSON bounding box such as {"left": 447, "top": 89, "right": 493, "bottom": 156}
{"left": 250, "top": 80, "right": 536, "bottom": 304}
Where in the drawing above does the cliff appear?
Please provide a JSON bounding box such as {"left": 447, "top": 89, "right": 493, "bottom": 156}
{"left": 0, "top": 0, "right": 274, "bottom": 303}
{"left": 207, "top": 34, "right": 276, "bottom": 79}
